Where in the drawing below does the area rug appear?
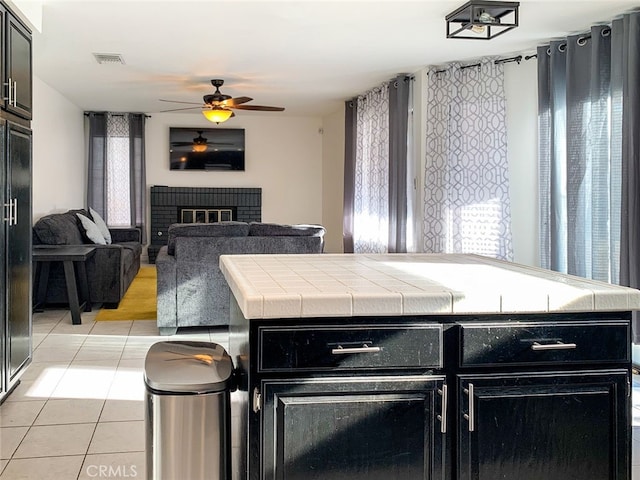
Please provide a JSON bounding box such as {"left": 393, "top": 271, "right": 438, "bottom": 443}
{"left": 95, "top": 265, "right": 157, "bottom": 321}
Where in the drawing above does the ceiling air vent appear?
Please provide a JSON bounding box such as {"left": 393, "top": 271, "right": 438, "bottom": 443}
{"left": 93, "top": 53, "right": 125, "bottom": 65}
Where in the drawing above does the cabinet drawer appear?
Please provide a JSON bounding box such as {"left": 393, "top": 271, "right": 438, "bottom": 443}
{"left": 258, "top": 324, "right": 443, "bottom": 372}
{"left": 460, "top": 321, "right": 630, "bottom": 367}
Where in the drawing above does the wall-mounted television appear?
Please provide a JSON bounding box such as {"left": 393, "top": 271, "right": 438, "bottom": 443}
{"left": 169, "top": 127, "right": 245, "bottom": 171}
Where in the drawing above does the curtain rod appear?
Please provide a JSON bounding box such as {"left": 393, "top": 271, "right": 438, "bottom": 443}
{"left": 432, "top": 53, "right": 536, "bottom": 74}
{"left": 544, "top": 26, "right": 612, "bottom": 55}
{"left": 84, "top": 113, "right": 151, "bottom": 118}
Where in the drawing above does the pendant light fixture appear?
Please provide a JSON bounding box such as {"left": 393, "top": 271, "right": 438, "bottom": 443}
{"left": 202, "top": 106, "right": 233, "bottom": 124}
{"left": 446, "top": 1, "right": 519, "bottom": 40}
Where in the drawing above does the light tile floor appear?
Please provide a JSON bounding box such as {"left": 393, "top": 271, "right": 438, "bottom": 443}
{"left": 1, "top": 309, "right": 640, "bottom": 479}
{"left": 0, "top": 309, "right": 229, "bottom": 480}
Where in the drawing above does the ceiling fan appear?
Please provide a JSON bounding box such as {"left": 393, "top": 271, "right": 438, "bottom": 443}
{"left": 160, "top": 79, "right": 285, "bottom": 124}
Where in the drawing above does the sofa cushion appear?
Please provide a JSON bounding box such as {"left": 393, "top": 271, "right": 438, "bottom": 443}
{"left": 33, "top": 209, "right": 88, "bottom": 245}
{"left": 248, "top": 222, "right": 326, "bottom": 237}
{"left": 76, "top": 213, "right": 107, "bottom": 245}
{"left": 119, "top": 241, "right": 143, "bottom": 258}
{"left": 167, "top": 221, "right": 250, "bottom": 255}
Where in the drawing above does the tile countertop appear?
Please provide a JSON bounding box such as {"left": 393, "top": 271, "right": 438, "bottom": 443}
{"left": 219, "top": 253, "right": 640, "bottom": 320}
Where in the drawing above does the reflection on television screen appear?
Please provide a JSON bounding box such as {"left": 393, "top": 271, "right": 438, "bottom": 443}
{"left": 169, "top": 127, "right": 245, "bottom": 171}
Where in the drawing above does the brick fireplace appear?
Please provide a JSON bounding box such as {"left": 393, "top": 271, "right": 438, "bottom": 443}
{"left": 148, "top": 186, "right": 262, "bottom": 263}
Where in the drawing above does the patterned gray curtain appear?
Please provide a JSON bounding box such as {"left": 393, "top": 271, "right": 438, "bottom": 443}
{"left": 86, "top": 112, "right": 147, "bottom": 243}
{"left": 423, "top": 59, "right": 513, "bottom": 260}
{"left": 353, "top": 84, "right": 390, "bottom": 253}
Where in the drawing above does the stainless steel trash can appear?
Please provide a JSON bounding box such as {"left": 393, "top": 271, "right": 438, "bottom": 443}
{"left": 144, "top": 341, "right": 234, "bottom": 480}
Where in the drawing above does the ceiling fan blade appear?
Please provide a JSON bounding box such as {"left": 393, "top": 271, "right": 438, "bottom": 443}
{"left": 160, "top": 106, "right": 202, "bottom": 112}
{"left": 231, "top": 104, "right": 285, "bottom": 112}
{"left": 221, "top": 96, "right": 253, "bottom": 107}
{"left": 159, "top": 99, "right": 204, "bottom": 105}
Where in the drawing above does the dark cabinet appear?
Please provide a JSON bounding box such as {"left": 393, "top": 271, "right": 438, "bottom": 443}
{"left": 232, "top": 310, "right": 633, "bottom": 480}
{"left": 457, "top": 371, "right": 628, "bottom": 480}
{"left": 0, "top": 3, "right": 30, "bottom": 120}
{"left": 261, "top": 375, "right": 446, "bottom": 480}
{"left": 0, "top": 0, "right": 31, "bottom": 402}
{"left": 6, "top": 122, "right": 31, "bottom": 379}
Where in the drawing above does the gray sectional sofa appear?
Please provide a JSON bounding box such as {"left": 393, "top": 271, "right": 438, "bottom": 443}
{"left": 32, "top": 209, "right": 142, "bottom": 308}
{"left": 156, "top": 221, "right": 325, "bottom": 334}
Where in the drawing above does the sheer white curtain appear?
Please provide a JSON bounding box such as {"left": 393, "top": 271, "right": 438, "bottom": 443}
{"left": 353, "top": 84, "right": 390, "bottom": 253}
{"left": 106, "top": 114, "right": 131, "bottom": 226}
{"left": 423, "top": 60, "right": 513, "bottom": 260}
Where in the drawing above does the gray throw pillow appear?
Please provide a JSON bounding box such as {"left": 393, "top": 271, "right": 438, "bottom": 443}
{"left": 76, "top": 213, "right": 107, "bottom": 245}
{"left": 89, "top": 207, "right": 112, "bottom": 245}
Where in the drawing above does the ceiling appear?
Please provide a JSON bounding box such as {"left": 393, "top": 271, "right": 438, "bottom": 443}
{"left": 18, "top": 0, "right": 640, "bottom": 118}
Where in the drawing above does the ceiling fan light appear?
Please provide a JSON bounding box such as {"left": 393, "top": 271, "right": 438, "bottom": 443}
{"left": 203, "top": 107, "right": 233, "bottom": 124}
{"left": 192, "top": 144, "right": 207, "bottom": 153}
{"left": 192, "top": 131, "right": 208, "bottom": 152}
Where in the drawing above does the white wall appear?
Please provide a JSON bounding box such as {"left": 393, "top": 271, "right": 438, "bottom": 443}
{"left": 146, "top": 113, "right": 324, "bottom": 241}
{"left": 504, "top": 60, "right": 539, "bottom": 267}
{"left": 32, "top": 75, "right": 85, "bottom": 220}
{"left": 321, "top": 109, "right": 345, "bottom": 253}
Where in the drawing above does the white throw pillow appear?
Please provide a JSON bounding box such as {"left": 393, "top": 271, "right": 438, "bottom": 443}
{"left": 76, "top": 213, "right": 107, "bottom": 245}
{"left": 89, "top": 207, "right": 112, "bottom": 245}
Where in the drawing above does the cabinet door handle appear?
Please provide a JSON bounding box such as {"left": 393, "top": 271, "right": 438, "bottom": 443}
{"left": 437, "top": 384, "right": 447, "bottom": 433}
{"left": 252, "top": 387, "right": 261, "bottom": 413}
{"left": 3, "top": 199, "right": 13, "bottom": 224}
{"left": 531, "top": 341, "right": 577, "bottom": 351}
{"left": 463, "top": 383, "right": 475, "bottom": 432}
{"left": 12, "top": 198, "right": 17, "bottom": 225}
{"left": 5, "top": 77, "right": 12, "bottom": 105}
{"left": 331, "top": 344, "right": 381, "bottom": 355}
{"left": 13, "top": 81, "right": 17, "bottom": 107}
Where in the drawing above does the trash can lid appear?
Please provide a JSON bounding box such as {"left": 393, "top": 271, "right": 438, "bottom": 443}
{"left": 144, "top": 341, "right": 234, "bottom": 394}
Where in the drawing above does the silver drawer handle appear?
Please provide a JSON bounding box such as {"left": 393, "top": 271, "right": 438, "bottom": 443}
{"left": 331, "top": 344, "right": 381, "bottom": 355}
{"left": 531, "top": 341, "right": 577, "bottom": 351}
{"left": 437, "top": 384, "right": 448, "bottom": 434}
{"left": 463, "top": 383, "right": 475, "bottom": 432}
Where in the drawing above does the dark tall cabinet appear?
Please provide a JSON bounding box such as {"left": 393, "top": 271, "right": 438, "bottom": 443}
{"left": 0, "top": 0, "right": 31, "bottom": 403}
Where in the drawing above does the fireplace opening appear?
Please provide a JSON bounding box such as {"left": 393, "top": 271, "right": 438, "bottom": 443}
{"left": 177, "top": 206, "right": 237, "bottom": 223}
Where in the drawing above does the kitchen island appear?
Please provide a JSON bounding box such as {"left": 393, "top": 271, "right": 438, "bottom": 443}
{"left": 221, "top": 253, "right": 640, "bottom": 480}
